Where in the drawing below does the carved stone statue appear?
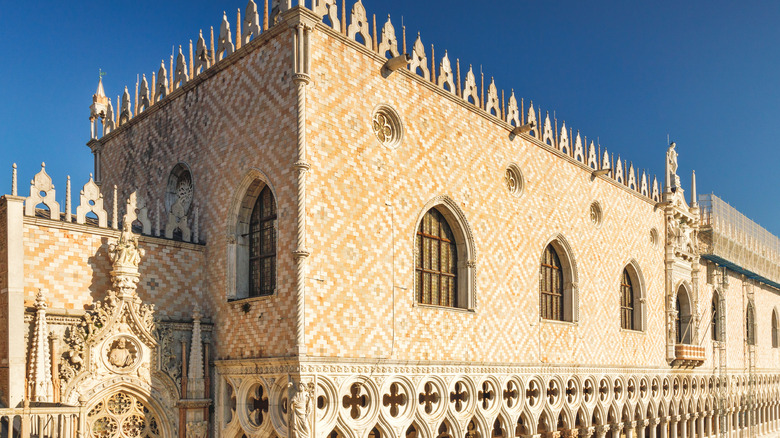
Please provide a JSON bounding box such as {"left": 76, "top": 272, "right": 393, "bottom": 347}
{"left": 667, "top": 142, "right": 681, "bottom": 190}
{"left": 289, "top": 382, "right": 312, "bottom": 438}
{"left": 109, "top": 222, "right": 145, "bottom": 269}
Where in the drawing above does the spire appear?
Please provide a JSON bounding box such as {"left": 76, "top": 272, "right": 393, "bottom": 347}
{"left": 691, "top": 170, "right": 698, "bottom": 208}
{"left": 187, "top": 306, "right": 205, "bottom": 399}
{"left": 95, "top": 76, "right": 106, "bottom": 99}
{"left": 28, "top": 290, "right": 52, "bottom": 402}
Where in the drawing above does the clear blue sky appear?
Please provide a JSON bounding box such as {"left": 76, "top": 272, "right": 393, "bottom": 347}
{"left": 2, "top": 0, "right": 779, "bottom": 235}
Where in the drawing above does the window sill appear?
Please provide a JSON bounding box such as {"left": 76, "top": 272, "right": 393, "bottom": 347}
{"left": 619, "top": 328, "right": 646, "bottom": 335}
{"left": 540, "top": 318, "right": 577, "bottom": 327}
{"left": 413, "top": 303, "right": 475, "bottom": 314}
{"left": 227, "top": 294, "right": 276, "bottom": 305}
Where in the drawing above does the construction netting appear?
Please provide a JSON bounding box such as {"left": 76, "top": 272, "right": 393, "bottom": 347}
{"left": 698, "top": 194, "right": 780, "bottom": 287}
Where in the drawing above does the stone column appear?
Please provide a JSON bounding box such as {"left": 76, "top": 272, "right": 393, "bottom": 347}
{"left": 0, "top": 196, "right": 25, "bottom": 407}
{"left": 595, "top": 425, "right": 609, "bottom": 438}
{"left": 611, "top": 423, "right": 623, "bottom": 438}
{"left": 679, "top": 415, "right": 687, "bottom": 438}
{"left": 579, "top": 427, "right": 595, "bottom": 438}
{"left": 649, "top": 418, "right": 660, "bottom": 438}
{"left": 637, "top": 419, "right": 648, "bottom": 438}
{"left": 625, "top": 421, "right": 636, "bottom": 438}
{"left": 659, "top": 418, "right": 668, "bottom": 438}
{"left": 669, "top": 416, "right": 677, "bottom": 438}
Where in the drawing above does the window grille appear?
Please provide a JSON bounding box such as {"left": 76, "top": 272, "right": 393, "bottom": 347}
{"left": 540, "top": 245, "right": 564, "bottom": 321}
{"left": 248, "top": 186, "right": 276, "bottom": 297}
{"left": 415, "top": 209, "right": 458, "bottom": 307}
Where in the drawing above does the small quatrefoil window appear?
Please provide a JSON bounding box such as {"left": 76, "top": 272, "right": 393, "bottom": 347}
{"left": 371, "top": 105, "right": 403, "bottom": 149}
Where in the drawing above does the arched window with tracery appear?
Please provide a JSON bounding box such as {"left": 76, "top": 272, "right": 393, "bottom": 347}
{"left": 415, "top": 208, "right": 458, "bottom": 307}
{"left": 248, "top": 186, "right": 277, "bottom": 297}
{"left": 620, "top": 268, "right": 634, "bottom": 330}
{"left": 540, "top": 245, "right": 564, "bottom": 321}
{"left": 772, "top": 309, "right": 779, "bottom": 348}
{"left": 676, "top": 285, "right": 693, "bottom": 344}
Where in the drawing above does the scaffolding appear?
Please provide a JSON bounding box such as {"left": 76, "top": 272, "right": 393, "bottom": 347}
{"left": 699, "top": 194, "right": 780, "bottom": 290}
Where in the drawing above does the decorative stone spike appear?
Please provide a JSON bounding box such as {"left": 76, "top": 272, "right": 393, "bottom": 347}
{"left": 187, "top": 306, "right": 205, "bottom": 399}
{"left": 25, "top": 163, "right": 60, "bottom": 219}
{"left": 264, "top": 0, "right": 270, "bottom": 30}
{"left": 438, "top": 51, "right": 455, "bottom": 93}
{"left": 76, "top": 174, "right": 108, "bottom": 227}
{"left": 628, "top": 164, "right": 637, "bottom": 190}
{"left": 346, "top": 0, "right": 371, "bottom": 48}
{"left": 560, "top": 122, "right": 570, "bottom": 154}
{"left": 408, "top": 34, "right": 430, "bottom": 80}
{"left": 601, "top": 147, "right": 610, "bottom": 171}
{"left": 372, "top": 15, "right": 378, "bottom": 52}
{"left": 194, "top": 31, "right": 210, "bottom": 75}
{"left": 155, "top": 61, "right": 168, "bottom": 102}
{"left": 244, "top": 0, "right": 262, "bottom": 43}
{"left": 103, "top": 98, "right": 115, "bottom": 134}
{"left": 236, "top": 9, "right": 242, "bottom": 50}
{"left": 506, "top": 91, "right": 520, "bottom": 126}
{"left": 137, "top": 75, "right": 151, "bottom": 113}
{"left": 542, "top": 112, "right": 554, "bottom": 145}
{"left": 652, "top": 177, "right": 660, "bottom": 202}
{"left": 189, "top": 40, "right": 194, "bottom": 78}
{"left": 217, "top": 12, "right": 235, "bottom": 60}
{"left": 586, "top": 138, "right": 597, "bottom": 169}
{"left": 123, "top": 191, "right": 152, "bottom": 235}
{"left": 112, "top": 185, "right": 118, "bottom": 229}
{"left": 691, "top": 170, "right": 698, "bottom": 207}
{"left": 313, "top": 0, "right": 340, "bottom": 30}
{"left": 641, "top": 171, "right": 649, "bottom": 197}
{"left": 462, "top": 66, "right": 479, "bottom": 105}
{"left": 485, "top": 78, "right": 500, "bottom": 116}
{"left": 173, "top": 46, "right": 189, "bottom": 89}
{"left": 574, "top": 131, "right": 586, "bottom": 163}
{"left": 11, "top": 163, "right": 17, "bottom": 196}
{"left": 118, "top": 87, "right": 132, "bottom": 126}
{"left": 527, "top": 104, "right": 538, "bottom": 135}
{"left": 615, "top": 157, "right": 625, "bottom": 184}
{"left": 376, "top": 16, "right": 398, "bottom": 58}
{"left": 29, "top": 290, "right": 52, "bottom": 402}
{"left": 65, "top": 176, "right": 72, "bottom": 222}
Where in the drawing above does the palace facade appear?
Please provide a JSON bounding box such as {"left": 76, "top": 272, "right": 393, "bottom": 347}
{"left": 1, "top": 1, "right": 780, "bottom": 438}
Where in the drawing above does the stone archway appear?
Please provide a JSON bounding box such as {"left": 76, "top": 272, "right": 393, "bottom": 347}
{"left": 86, "top": 391, "right": 165, "bottom": 438}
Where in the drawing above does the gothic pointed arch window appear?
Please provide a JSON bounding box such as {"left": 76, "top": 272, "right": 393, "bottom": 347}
{"left": 226, "top": 171, "right": 278, "bottom": 300}
{"left": 540, "top": 245, "right": 564, "bottom": 321}
{"left": 539, "top": 237, "right": 578, "bottom": 322}
{"left": 676, "top": 285, "right": 693, "bottom": 344}
{"left": 620, "top": 269, "right": 634, "bottom": 330}
{"left": 414, "top": 198, "right": 476, "bottom": 310}
{"left": 416, "top": 208, "right": 458, "bottom": 307}
{"left": 620, "top": 262, "right": 645, "bottom": 331}
{"left": 712, "top": 291, "right": 722, "bottom": 341}
{"left": 772, "top": 309, "right": 779, "bottom": 348}
{"left": 746, "top": 302, "right": 756, "bottom": 346}
{"left": 248, "top": 186, "right": 277, "bottom": 297}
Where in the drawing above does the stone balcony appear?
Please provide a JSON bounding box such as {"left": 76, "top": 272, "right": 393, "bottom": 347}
{"left": 672, "top": 344, "right": 706, "bottom": 368}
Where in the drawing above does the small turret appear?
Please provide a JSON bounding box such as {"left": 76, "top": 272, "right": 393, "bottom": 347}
{"left": 89, "top": 75, "right": 109, "bottom": 139}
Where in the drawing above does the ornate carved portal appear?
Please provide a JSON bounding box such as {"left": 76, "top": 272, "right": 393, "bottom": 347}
{"left": 87, "top": 392, "right": 163, "bottom": 438}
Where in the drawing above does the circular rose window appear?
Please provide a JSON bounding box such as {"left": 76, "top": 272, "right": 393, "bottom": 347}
{"left": 371, "top": 105, "right": 403, "bottom": 149}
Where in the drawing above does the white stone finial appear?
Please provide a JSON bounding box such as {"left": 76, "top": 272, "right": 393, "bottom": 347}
{"left": 244, "top": 0, "right": 262, "bottom": 42}
{"left": 11, "top": 163, "right": 17, "bottom": 196}
{"left": 155, "top": 61, "right": 169, "bottom": 102}
{"left": 691, "top": 170, "right": 698, "bottom": 207}
{"left": 187, "top": 306, "right": 205, "bottom": 399}
{"left": 29, "top": 289, "right": 52, "bottom": 402}
{"left": 173, "top": 46, "right": 189, "bottom": 90}
{"left": 25, "top": 163, "right": 60, "bottom": 219}
{"left": 76, "top": 175, "right": 108, "bottom": 227}
{"left": 119, "top": 87, "right": 132, "bottom": 126}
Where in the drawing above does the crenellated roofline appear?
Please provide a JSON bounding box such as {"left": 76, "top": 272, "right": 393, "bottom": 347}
{"left": 89, "top": 0, "right": 665, "bottom": 204}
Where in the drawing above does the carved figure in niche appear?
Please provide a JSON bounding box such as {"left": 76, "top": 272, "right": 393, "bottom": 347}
{"left": 289, "top": 382, "right": 312, "bottom": 438}
{"left": 109, "top": 223, "right": 144, "bottom": 269}
{"left": 108, "top": 338, "right": 136, "bottom": 369}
